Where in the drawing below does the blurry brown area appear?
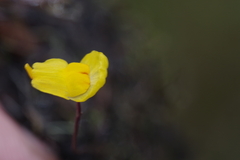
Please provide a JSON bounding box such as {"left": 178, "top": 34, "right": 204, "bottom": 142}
{"left": 0, "top": 0, "right": 190, "bottom": 160}
{"left": 0, "top": 21, "right": 38, "bottom": 55}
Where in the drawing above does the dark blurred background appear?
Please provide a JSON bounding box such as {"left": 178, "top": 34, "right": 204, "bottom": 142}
{"left": 0, "top": 0, "right": 240, "bottom": 160}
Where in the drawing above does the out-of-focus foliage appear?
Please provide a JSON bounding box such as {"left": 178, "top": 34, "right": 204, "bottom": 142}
{"left": 121, "top": 0, "right": 240, "bottom": 160}
{"left": 1, "top": 0, "right": 240, "bottom": 160}
{"left": 0, "top": 0, "right": 188, "bottom": 160}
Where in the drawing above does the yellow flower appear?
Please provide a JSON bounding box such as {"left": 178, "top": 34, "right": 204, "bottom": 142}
{"left": 24, "top": 50, "right": 108, "bottom": 102}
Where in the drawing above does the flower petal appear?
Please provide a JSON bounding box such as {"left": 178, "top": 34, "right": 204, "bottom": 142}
{"left": 64, "top": 63, "right": 90, "bottom": 98}
{"left": 33, "top": 59, "right": 68, "bottom": 69}
{"left": 32, "top": 59, "right": 68, "bottom": 78}
{"left": 32, "top": 75, "right": 68, "bottom": 99}
{"left": 24, "top": 63, "right": 33, "bottom": 79}
{"left": 30, "top": 59, "right": 69, "bottom": 99}
{"left": 70, "top": 51, "right": 108, "bottom": 102}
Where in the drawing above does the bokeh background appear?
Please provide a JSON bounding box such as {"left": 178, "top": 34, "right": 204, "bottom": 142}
{"left": 0, "top": 0, "right": 240, "bottom": 159}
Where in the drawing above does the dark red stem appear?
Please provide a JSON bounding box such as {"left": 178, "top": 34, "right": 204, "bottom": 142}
{"left": 72, "top": 102, "right": 82, "bottom": 151}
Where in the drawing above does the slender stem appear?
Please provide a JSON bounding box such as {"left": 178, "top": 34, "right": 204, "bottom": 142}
{"left": 72, "top": 102, "right": 82, "bottom": 151}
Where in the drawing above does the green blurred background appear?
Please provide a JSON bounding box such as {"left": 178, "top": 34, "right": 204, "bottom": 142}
{"left": 123, "top": 1, "right": 240, "bottom": 160}
{"left": 0, "top": 0, "right": 240, "bottom": 159}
